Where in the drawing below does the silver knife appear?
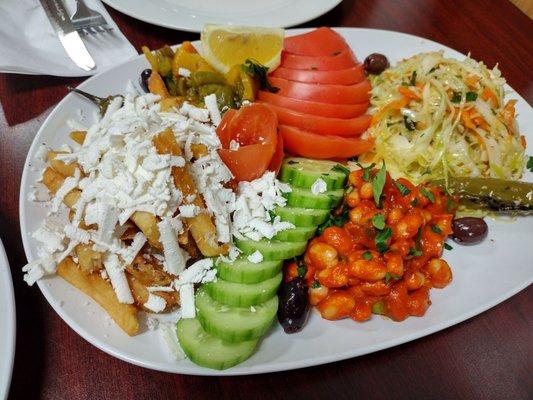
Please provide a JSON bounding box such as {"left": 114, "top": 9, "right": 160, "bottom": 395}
{"left": 40, "top": 0, "right": 96, "bottom": 72}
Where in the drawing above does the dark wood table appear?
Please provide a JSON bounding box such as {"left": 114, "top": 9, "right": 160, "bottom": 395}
{"left": 1, "top": 0, "right": 532, "bottom": 398}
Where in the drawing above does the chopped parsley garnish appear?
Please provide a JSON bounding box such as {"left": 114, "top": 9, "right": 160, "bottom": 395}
{"left": 385, "top": 272, "right": 401, "bottom": 284}
{"left": 409, "top": 70, "right": 417, "bottom": 86}
{"left": 527, "top": 156, "right": 533, "bottom": 172}
{"left": 451, "top": 92, "right": 462, "bottom": 103}
{"left": 403, "top": 115, "right": 416, "bottom": 131}
{"left": 444, "top": 243, "right": 453, "bottom": 250}
{"left": 420, "top": 187, "right": 435, "bottom": 203}
{"left": 372, "top": 161, "right": 387, "bottom": 207}
{"left": 372, "top": 214, "right": 386, "bottom": 230}
{"left": 311, "top": 280, "right": 321, "bottom": 289}
{"left": 394, "top": 180, "right": 411, "bottom": 196}
{"left": 375, "top": 227, "right": 392, "bottom": 253}
{"left": 363, "top": 251, "right": 373, "bottom": 261}
{"left": 332, "top": 163, "right": 350, "bottom": 176}
{"left": 356, "top": 162, "right": 376, "bottom": 182}
{"left": 408, "top": 247, "right": 423, "bottom": 257}
{"left": 411, "top": 198, "right": 418, "bottom": 207}
{"left": 296, "top": 260, "right": 307, "bottom": 278}
{"left": 372, "top": 301, "right": 384, "bottom": 314}
{"left": 242, "top": 59, "right": 279, "bottom": 93}
{"left": 445, "top": 198, "right": 456, "bottom": 212}
{"left": 466, "top": 91, "right": 478, "bottom": 102}
{"left": 431, "top": 225, "right": 442, "bottom": 234}
{"left": 317, "top": 204, "right": 349, "bottom": 235}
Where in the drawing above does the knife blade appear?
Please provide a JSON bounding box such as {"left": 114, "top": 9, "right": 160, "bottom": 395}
{"left": 39, "top": 0, "right": 96, "bottom": 72}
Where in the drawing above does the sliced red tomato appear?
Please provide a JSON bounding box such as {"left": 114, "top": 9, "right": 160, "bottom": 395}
{"left": 267, "top": 104, "right": 371, "bottom": 137}
{"left": 269, "top": 77, "right": 371, "bottom": 104}
{"left": 280, "top": 49, "right": 357, "bottom": 71}
{"left": 258, "top": 91, "right": 368, "bottom": 119}
{"left": 280, "top": 125, "right": 374, "bottom": 159}
{"left": 284, "top": 27, "right": 350, "bottom": 56}
{"left": 216, "top": 103, "right": 278, "bottom": 182}
{"left": 270, "top": 65, "right": 365, "bottom": 85}
{"left": 267, "top": 132, "right": 284, "bottom": 174}
{"left": 216, "top": 109, "right": 237, "bottom": 148}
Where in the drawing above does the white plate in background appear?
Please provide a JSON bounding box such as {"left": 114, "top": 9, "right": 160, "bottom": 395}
{"left": 19, "top": 28, "right": 533, "bottom": 375}
{"left": 0, "top": 239, "right": 16, "bottom": 399}
{"left": 102, "top": 0, "right": 342, "bottom": 32}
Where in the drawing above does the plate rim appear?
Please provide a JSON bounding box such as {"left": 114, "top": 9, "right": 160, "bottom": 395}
{"left": 101, "top": 0, "right": 342, "bottom": 33}
{"left": 19, "top": 27, "right": 533, "bottom": 376}
{"left": 0, "top": 239, "right": 16, "bottom": 397}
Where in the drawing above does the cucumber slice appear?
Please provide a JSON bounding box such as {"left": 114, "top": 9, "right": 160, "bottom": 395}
{"left": 216, "top": 257, "right": 283, "bottom": 284}
{"left": 284, "top": 187, "right": 344, "bottom": 210}
{"left": 196, "top": 288, "right": 278, "bottom": 343}
{"left": 204, "top": 273, "right": 282, "bottom": 307}
{"left": 273, "top": 225, "right": 317, "bottom": 242}
{"left": 235, "top": 238, "right": 307, "bottom": 260}
{"left": 274, "top": 206, "right": 330, "bottom": 227}
{"left": 177, "top": 318, "right": 257, "bottom": 370}
{"left": 280, "top": 157, "right": 347, "bottom": 190}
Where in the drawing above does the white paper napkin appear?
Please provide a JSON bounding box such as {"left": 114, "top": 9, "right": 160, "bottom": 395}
{"left": 0, "top": 0, "right": 138, "bottom": 77}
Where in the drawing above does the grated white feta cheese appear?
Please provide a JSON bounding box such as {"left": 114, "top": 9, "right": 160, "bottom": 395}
{"left": 229, "top": 140, "right": 240, "bottom": 151}
{"left": 121, "top": 231, "right": 147, "bottom": 265}
{"left": 178, "top": 204, "right": 200, "bottom": 218}
{"left": 247, "top": 250, "right": 264, "bottom": 264}
{"left": 144, "top": 293, "right": 166, "bottom": 313}
{"left": 103, "top": 253, "right": 133, "bottom": 304}
{"left": 179, "top": 284, "right": 195, "bottom": 319}
{"left": 51, "top": 168, "right": 81, "bottom": 212}
{"left": 158, "top": 218, "right": 187, "bottom": 275}
{"left": 204, "top": 94, "right": 221, "bottom": 126}
{"left": 311, "top": 178, "right": 328, "bottom": 195}
{"left": 177, "top": 67, "right": 191, "bottom": 78}
{"left": 159, "top": 321, "right": 186, "bottom": 360}
{"left": 174, "top": 258, "right": 216, "bottom": 286}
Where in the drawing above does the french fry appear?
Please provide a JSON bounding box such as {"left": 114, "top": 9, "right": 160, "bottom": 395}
{"left": 153, "top": 129, "right": 228, "bottom": 257}
{"left": 127, "top": 274, "right": 180, "bottom": 312}
{"left": 69, "top": 130, "right": 86, "bottom": 145}
{"left": 125, "top": 254, "right": 173, "bottom": 287}
{"left": 148, "top": 71, "right": 169, "bottom": 99}
{"left": 75, "top": 243, "right": 103, "bottom": 273}
{"left": 57, "top": 257, "right": 139, "bottom": 336}
{"left": 42, "top": 167, "right": 80, "bottom": 208}
{"left": 190, "top": 143, "right": 208, "bottom": 159}
{"left": 130, "top": 211, "right": 161, "bottom": 249}
{"left": 47, "top": 151, "right": 77, "bottom": 177}
{"left": 160, "top": 96, "right": 183, "bottom": 112}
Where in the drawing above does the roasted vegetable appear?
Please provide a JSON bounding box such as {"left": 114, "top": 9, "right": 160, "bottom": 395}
{"left": 431, "top": 177, "right": 533, "bottom": 214}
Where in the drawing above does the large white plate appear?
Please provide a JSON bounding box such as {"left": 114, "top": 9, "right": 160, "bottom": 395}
{"left": 20, "top": 28, "right": 533, "bottom": 376}
{"left": 102, "top": 0, "right": 341, "bottom": 32}
{"left": 0, "top": 239, "right": 16, "bottom": 398}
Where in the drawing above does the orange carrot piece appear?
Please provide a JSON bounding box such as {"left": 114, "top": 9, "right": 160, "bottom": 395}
{"left": 482, "top": 88, "right": 498, "bottom": 108}
{"left": 398, "top": 86, "right": 421, "bottom": 100}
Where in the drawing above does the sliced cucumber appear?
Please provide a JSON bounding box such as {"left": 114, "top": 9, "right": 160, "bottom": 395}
{"left": 273, "top": 225, "right": 317, "bottom": 242}
{"left": 274, "top": 206, "right": 329, "bottom": 227}
{"left": 235, "top": 238, "right": 307, "bottom": 260}
{"left": 284, "top": 187, "right": 344, "bottom": 210}
{"left": 216, "top": 257, "right": 282, "bottom": 284}
{"left": 196, "top": 288, "right": 278, "bottom": 343}
{"left": 177, "top": 318, "right": 258, "bottom": 370}
{"left": 204, "top": 273, "right": 282, "bottom": 307}
{"left": 280, "top": 157, "right": 347, "bottom": 190}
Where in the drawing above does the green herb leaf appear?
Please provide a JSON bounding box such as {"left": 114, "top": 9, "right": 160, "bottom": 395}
{"left": 431, "top": 225, "right": 442, "bottom": 234}
{"left": 332, "top": 164, "right": 350, "bottom": 176}
{"left": 444, "top": 243, "right": 453, "bottom": 251}
{"left": 445, "top": 198, "right": 456, "bottom": 212}
{"left": 466, "top": 91, "right": 478, "bottom": 102}
{"left": 394, "top": 180, "right": 411, "bottom": 196}
{"left": 372, "top": 214, "right": 386, "bottom": 230}
{"left": 375, "top": 227, "right": 392, "bottom": 253}
{"left": 296, "top": 260, "right": 307, "bottom": 278}
{"left": 356, "top": 162, "right": 376, "bottom": 182}
{"left": 411, "top": 198, "right": 418, "bottom": 207}
{"left": 385, "top": 272, "right": 401, "bottom": 284}
{"left": 317, "top": 204, "right": 350, "bottom": 235}
{"left": 371, "top": 301, "right": 384, "bottom": 314}
{"left": 372, "top": 161, "right": 387, "bottom": 208}
{"left": 403, "top": 115, "right": 416, "bottom": 131}
{"left": 408, "top": 247, "right": 423, "bottom": 257}
{"left": 409, "top": 70, "right": 417, "bottom": 86}
{"left": 527, "top": 156, "right": 533, "bottom": 173}
{"left": 362, "top": 251, "right": 373, "bottom": 261}
{"left": 451, "top": 92, "right": 461, "bottom": 103}
{"left": 420, "top": 187, "right": 435, "bottom": 203}
{"left": 242, "top": 59, "right": 279, "bottom": 93}
{"left": 311, "top": 280, "right": 321, "bottom": 289}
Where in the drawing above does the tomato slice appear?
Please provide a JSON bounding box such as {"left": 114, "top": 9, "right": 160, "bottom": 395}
{"left": 279, "top": 125, "right": 374, "bottom": 159}
{"left": 284, "top": 27, "right": 350, "bottom": 56}
{"left": 216, "top": 104, "right": 278, "bottom": 182}
{"left": 269, "top": 77, "right": 371, "bottom": 104}
{"left": 267, "top": 104, "right": 371, "bottom": 137}
{"left": 267, "top": 132, "right": 284, "bottom": 174}
{"left": 270, "top": 65, "right": 365, "bottom": 85}
{"left": 280, "top": 49, "right": 357, "bottom": 71}
{"left": 215, "top": 109, "right": 237, "bottom": 148}
{"left": 258, "top": 91, "right": 368, "bottom": 119}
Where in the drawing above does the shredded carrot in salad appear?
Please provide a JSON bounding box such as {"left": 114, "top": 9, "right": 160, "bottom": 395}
{"left": 365, "top": 51, "right": 526, "bottom": 184}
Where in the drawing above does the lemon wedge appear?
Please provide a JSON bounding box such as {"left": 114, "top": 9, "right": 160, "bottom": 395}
{"left": 201, "top": 24, "right": 284, "bottom": 74}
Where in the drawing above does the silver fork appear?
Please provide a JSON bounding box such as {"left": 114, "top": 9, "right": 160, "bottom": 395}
{"left": 70, "top": 0, "right": 114, "bottom": 35}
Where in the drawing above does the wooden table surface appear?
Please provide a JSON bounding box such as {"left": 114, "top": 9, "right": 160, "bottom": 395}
{"left": 1, "top": 0, "right": 532, "bottom": 398}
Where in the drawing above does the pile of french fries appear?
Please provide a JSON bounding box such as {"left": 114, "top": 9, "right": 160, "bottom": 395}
{"left": 43, "top": 127, "right": 228, "bottom": 335}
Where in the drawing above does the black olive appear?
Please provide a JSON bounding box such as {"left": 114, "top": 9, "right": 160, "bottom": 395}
{"left": 452, "top": 217, "right": 488, "bottom": 245}
{"left": 363, "top": 53, "right": 389, "bottom": 75}
{"left": 139, "top": 68, "right": 152, "bottom": 93}
{"left": 277, "top": 277, "right": 309, "bottom": 334}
